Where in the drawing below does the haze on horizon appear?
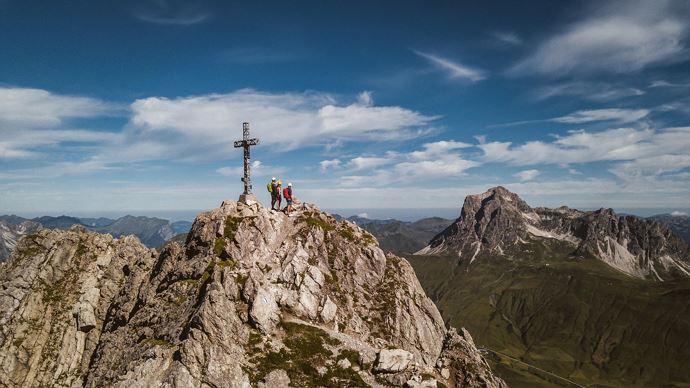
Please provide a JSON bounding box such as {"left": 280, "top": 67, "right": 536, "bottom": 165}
{"left": 2, "top": 0, "right": 690, "bottom": 216}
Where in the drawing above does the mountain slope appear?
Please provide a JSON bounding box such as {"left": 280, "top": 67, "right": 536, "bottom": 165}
{"left": 94, "top": 215, "right": 174, "bottom": 247}
{"left": 359, "top": 217, "right": 453, "bottom": 254}
{"left": 0, "top": 215, "right": 187, "bottom": 261}
{"left": 0, "top": 200, "right": 505, "bottom": 387}
{"left": 418, "top": 186, "right": 690, "bottom": 281}
{"left": 408, "top": 187, "right": 690, "bottom": 386}
{"left": 649, "top": 213, "right": 690, "bottom": 244}
{"left": 0, "top": 219, "right": 42, "bottom": 264}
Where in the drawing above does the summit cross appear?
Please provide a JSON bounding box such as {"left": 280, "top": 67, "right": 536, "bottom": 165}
{"left": 233, "top": 122, "right": 259, "bottom": 195}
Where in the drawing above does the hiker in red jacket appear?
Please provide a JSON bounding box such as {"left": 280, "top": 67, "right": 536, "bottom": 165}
{"left": 283, "top": 183, "right": 293, "bottom": 214}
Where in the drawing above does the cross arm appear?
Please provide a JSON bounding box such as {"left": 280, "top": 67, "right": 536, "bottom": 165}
{"left": 234, "top": 138, "right": 259, "bottom": 147}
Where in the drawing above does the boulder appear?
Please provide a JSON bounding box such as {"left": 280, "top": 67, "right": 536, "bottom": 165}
{"left": 374, "top": 349, "right": 414, "bottom": 373}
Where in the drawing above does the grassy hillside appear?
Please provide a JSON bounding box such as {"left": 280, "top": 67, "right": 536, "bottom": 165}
{"left": 405, "top": 237, "right": 690, "bottom": 387}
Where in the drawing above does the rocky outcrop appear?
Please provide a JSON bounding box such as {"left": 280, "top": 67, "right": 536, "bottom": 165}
{"left": 0, "top": 200, "right": 505, "bottom": 387}
{"left": 0, "top": 225, "right": 154, "bottom": 387}
{"left": 417, "top": 187, "right": 690, "bottom": 281}
{"left": 0, "top": 219, "right": 42, "bottom": 262}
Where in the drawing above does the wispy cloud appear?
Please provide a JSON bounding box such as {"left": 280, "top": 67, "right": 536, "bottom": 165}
{"left": 490, "top": 31, "right": 522, "bottom": 45}
{"left": 510, "top": 1, "right": 690, "bottom": 76}
{"left": 329, "top": 140, "right": 479, "bottom": 187}
{"left": 553, "top": 108, "right": 649, "bottom": 124}
{"left": 514, "top": 169, "right": 540, "bottom": 181}
{"left": 346, "top": 157, "right": 390, "bottom": 171}
{"left": 490, "top": 108, "right": 650, "bottom": 128}
{"left": 532, "top": 82, "right": 645, "bottom": 102}
{"left": 126, "top": 89, "right": 439, "bottom": 161}
{"left": 0, "top": 87, "right": 116, "bottom": 128}
{"left": 134, "top": 0, "right": 210, "bottom": 26}
{"left": 319, "top": 159, "right": 342, "bottom": 171}
{"left": 0, "top": 87, "right": 121, "bottom": 160}
{"left": 649, "top": 80, "right": 690, "bottom": 88}
{"left": 414, "top": 51, "right": 486, "bottom": 82}
{"left": 479, "top": 126, "right": 690, "bottom": 182}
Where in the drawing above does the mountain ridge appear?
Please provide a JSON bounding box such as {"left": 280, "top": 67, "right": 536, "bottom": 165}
{"left": 0, "top": 200, "right": 505, "bottom": 387}
{"left": 417, "top": 186, "right": 690, "bottom": 281}
{"left": 0, "top": 215, "right": 194, "bottom": 261}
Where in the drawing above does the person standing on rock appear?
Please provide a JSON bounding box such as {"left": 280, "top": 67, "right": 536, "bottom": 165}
{"left": 274, "top": 181, "right": 283, "bottom": 211}
{"left": 283, "top": 183, "right": 293, "bottom": 214}
{"left": 270, "top": 178, "right": 281, "bottom": 211}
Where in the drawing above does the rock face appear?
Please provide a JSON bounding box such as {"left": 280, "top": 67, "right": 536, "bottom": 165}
{"left": 649, "top": 213, "right": 690, "bottom": 244}
{"left": 0, "top": 218, "right": 43, "bottom": 263}
{"left": 0, "top": 201, "right": 505, "bottom": 387}
{"left": 0, "top": 215, "right": 184, "bottom": 260}
{"left": 417, "top": 186, "right": 690, "bottom": 281}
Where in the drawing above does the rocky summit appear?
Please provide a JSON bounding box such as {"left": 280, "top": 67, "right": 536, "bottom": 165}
{"left": 0, "top": 200, "right": 505, "bottom": 387}
{"left": 417, "top": 186, "right": 690, "bottom": 281}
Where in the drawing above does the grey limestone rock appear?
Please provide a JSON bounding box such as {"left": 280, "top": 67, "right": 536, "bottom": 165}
{"left": 0, "top": 200, "right": 505, "bottom": 387}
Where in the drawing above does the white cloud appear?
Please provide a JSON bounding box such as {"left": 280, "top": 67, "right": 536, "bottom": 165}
{"left": 553, "top": 108, "right": 649, "bottom": 124}
{"left": 510, "top": 1, "right": 690, "bottom": 76}
{"left": 320, "top": 159, "right": 342, "bottom": 171}
{"left": 357, "top": 212, "right": 369, "bottom": 219}
{"left": 491, "top": 31, "right": 522, "bottom": 45}
{"left": 671, "top": 211, "right": 688, "bottom": 216}
{"left": 329, "top": 140, "right": 479, "bottom": 187}
{"left": 409, "top": 140, "right": 473, "bottom": 160}
{"left": 346, "top": 156, "right": 390, "bottom": 171}
{"left": 0, "top": 87, "right": 120, "bottom": 160}
{"left": 490, "top": 108, "right": 650, "bottom": 128}
{"left": 217, "top": 160, "right": 284, "bottom": 179}
{"left": 0, "top": 159, "right": 114, "bottom": 179}
{"left": 533, "top": 83, "right": 645, "bottom": 102}
{"left": 127, "top": 89, "right": 438, "bottom": 160}
{"left": 480, "top": 126, "right": 690, "bottom": 184}
{"left": 514, "top": 169, "right": 540, "bottom": 181}
{"left": 0, "top": 87, "right": 114, "bottom": 128}
{"left": 394, "top": 156, "right": 479, "bottom": 178}
{"left": 414, "top": 51, "right": 486, "bottom": 81}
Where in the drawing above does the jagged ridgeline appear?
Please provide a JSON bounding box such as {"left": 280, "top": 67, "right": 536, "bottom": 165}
{"left": 0, "top": 200, "right": 506, "bottom": 387}
{"left": 409, "top": 187, "right": 690, "bottom": 387}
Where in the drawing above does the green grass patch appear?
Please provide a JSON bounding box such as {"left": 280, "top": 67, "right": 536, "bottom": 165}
{"left": 214, "top": 237, "right": 226, "bottom": 256}
{"left": 217, "top": 259, "right": 236, "bottom": 269}
{"left": 305, "top": 215, "right": 335, "bottom": 232}
{"left": 140, "top": 338, "right": 175, "bottom": 348}
{"left": 248, "top": 322, "right": 367, "bottom": 387}
{"left": 338, "top": 226, "right": 356, "bottom": 241}
{"left": 224, "top": 216, "right": 243, "bottom": 239}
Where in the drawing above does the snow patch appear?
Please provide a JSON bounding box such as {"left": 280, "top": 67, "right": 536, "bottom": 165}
{"left": 525, "top": 224, "right": 579, "bottom": 244}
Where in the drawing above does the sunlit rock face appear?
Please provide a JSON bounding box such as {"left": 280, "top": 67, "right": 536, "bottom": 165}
{"left": 418, "top": 186, "right": 690, "bottom": 280}
{"left": 0, "top": 200, "right": 505, "bottom": 388}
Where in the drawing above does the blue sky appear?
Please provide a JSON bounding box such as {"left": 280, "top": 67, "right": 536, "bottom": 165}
{"left": 2, "top": 0, "right": 690, "bottom": 217}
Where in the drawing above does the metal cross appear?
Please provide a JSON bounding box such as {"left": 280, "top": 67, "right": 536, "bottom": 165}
{"left": 233, "top": 122, "right": 259, "bottom": 195}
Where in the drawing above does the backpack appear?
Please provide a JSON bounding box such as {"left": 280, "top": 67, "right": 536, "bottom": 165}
{"left": 283, "top": 187, "right": 291, "bottom": 199}
{"left": 266, "top": 182, "right": 273, "bottom": 193}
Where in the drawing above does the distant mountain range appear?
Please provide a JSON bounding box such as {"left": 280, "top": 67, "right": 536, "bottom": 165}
{"left": 341, "top": 207, "right": 690, "bottom": 259}
{"left": 401, "top": 187, "right": 690, "bottom": 387}
{"left": 0, "top": 215, "right": 193, "bottom": 261}
{"left": 336, "top": 215, "right": 453, "bottom": 253}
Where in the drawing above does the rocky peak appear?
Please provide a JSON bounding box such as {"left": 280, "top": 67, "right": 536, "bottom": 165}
{"left": 0, "top": 200, "right": 505, "bottom": 387}
{"left": 417, "top": 187, "right": 690, "bottom": 281}
{"left": 418, "top": 187, "right": 535, "bottom": 260}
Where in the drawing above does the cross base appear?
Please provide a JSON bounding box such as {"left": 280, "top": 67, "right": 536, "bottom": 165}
{"left": 238, "top": 193, "right": 259, "bottom": 206}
